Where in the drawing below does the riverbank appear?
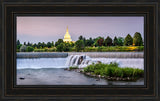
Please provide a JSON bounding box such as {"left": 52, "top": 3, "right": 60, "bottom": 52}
{"left": 17, "top": 52, "right": 143, "bottom": 58}
{"left": 17, "top": 68, "right": 144, "bottom": 85}
{"left": 67, "top": 62, "right": 144, "bottom": 81}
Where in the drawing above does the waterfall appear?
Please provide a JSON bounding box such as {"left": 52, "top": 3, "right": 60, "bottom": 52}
{"left": 65, "top": 55, "right": 92, "bottom": 68}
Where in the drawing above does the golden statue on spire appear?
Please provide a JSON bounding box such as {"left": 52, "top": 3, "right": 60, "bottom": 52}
{"left": 63, "top": 26, "right": 72, "bottom": 42}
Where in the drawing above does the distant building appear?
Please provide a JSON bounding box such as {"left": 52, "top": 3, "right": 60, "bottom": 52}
{"left": 63, "top": 26, "right": 72, "bottom": 42}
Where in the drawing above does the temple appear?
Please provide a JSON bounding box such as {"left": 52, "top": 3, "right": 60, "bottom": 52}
{"left": 63, "top": 26, "right": 72, "bottom": 42}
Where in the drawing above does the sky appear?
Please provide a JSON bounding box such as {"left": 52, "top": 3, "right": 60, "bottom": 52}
{"left": 17, "top": 16, "right": 144, "bottom": 44}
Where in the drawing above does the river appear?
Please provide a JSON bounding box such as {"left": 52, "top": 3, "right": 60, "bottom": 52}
{"left": 17, "top": 57, "right": 144, "bottom": 85}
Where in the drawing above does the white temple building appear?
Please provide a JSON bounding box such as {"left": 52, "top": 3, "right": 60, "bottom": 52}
{"left": 63, "top": 26, "right": 72, "bottom": 42}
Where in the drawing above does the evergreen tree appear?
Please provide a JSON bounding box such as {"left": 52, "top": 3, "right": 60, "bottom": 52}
{"left": 75, "top": 40, "right": 85, "bottom": 52}
{"left": 24, "top": 42, "right": 26, "bottom": 45}
{"left": 117, "top": 37, "right": 124, "bottom": 46}
{"left": 78, "top": 35, "right": 83, "bottom": 40}
{"left": 104, "top": 36, "right": 112, "bottom": 46}
{"left": 51, "top": 41, "right": 54, "bottom": 47}
{"left": 124, "top": 34, "right": 133, "bottom": 46}
{"left": 133, "top": 32, "right": 143, "bottom": 46}
{"left": 113, "top": 36, "right": 118, "bottom": 46}
{"left": 16, "top": 40, "right": 20, "bottom": 46}
{"left": 47, "top": 42, "right": 52, "bottom": 48}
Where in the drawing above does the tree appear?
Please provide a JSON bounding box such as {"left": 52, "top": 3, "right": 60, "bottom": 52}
{"left": 33, "top": 43, "right": 37, "bottom": 48}
{"left": 133, "top": 32, "right": 143, "bottom": 46}
{"left": 97, "top": 38, "right": 104, "bottom": 46}
{"left": 63, "top": 43, "right": 70, "bottom": 52}
{"left": 47, "top": 42, "right": 52, "bottom": 48}
{"left": 27, "top": 42, "right": 32, "bottom": 46}
{"left": 117, "top": 37, "right": 124, "bottom": 46}
{"left": 37, "top": 42, "right": 42, "bottom": 48}
{"left": 16, "top": 40, "right": 20, "bottom": 46}
{"left": 124, "top": 34, "right": 133, "bottom": 46}
{"left": 75, "top": 40, "right": 85, "bottom": 52}
{"left": 113, "top": 36, "right": 118, "bottom": 46}
{"left": 56, "top": 43, "right": 64, "bottom": 52}
{"left": 20, "top": 45, "right": 27, "bottom": 52}
{"left": 55, "top": 39, "right": 63, "bottom": 46}
{"left": 51, "top": 41, "right": 54, "bottom": 47}
{"left": 78, "top": 35, "right": 83, "bottom": 40}
{"left": 104, "top": 36, "right": 112, "bottom": 46}
{"left": 24, "top": 42, "right": 26, "bottom": 45}
{"left": 42, "top": 42, "right": 46, "bottom": 48}
{"left": 85, "top": 37, "right": 94, "bottom": 46}
{"left": 26, "top": 46, "right": 34, "bottom": 52}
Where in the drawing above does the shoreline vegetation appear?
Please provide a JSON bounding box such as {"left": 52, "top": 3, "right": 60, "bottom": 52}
{"left": 16, "top": 33, "right": 144, "bottom": 52}
{"left": 66, "top": 62, "right": 144, "bottom": 81}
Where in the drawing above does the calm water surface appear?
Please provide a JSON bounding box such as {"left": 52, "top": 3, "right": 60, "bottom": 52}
{"left": 17, "top": 58, "right": 144, "bottom": 85}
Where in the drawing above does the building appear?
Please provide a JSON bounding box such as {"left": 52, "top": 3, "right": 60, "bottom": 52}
{"left": 63, "top": 26, "right": 72, "bottom": 42}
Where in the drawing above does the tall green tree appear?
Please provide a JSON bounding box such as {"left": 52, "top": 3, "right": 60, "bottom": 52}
{"left": 56, "top": 43, "right": 64, "bottom": 52}
{"left": 133, "top": 32, "right": 143, "bottom": 46}
{"left": 24, "top": 42, "right": 26, "bottom": 45}
{"left": 63, "top": 43, "right": 70, "bottom": 52}
{"left": 117, "top": 37, "right": 124, "bottom": 46}
{"left": 51, "top": 41, "right": 54, "bottom": 47}
{"left": 55, "top": 39, "right": 63, "bottom": 46}
{"left": 113, "top": 36, "right": 118, "bottom": 46}
{"left": 16, "top": 40, "right": 22, "bottom": 50}
{"left": 124, "top": 34, "right": 133, "bottom": 46}
{"left": 16, "top": 40, "right": 20, "bottom": 46}
{"left": 75, "top": 40, "right": 85, "bottom": 52}
{"left": 78, "top": 35, "right": 83, "bottom": 40}
{"left": 42, "top": 42, "right": 46, "bottom": 48}
{"left": 47, "top": 42, "right": 52, "bottom": 48}
{"left": 104, "top": 36, "right": 112, "bottom": 46}
{"left": 37, "top": 42, "right": 42, "bottom": 48}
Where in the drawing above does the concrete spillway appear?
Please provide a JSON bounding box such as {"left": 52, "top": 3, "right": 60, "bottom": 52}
{"left": 17, "top": 52, "right": 68, "bottom": 58}
{"left": 17, "top": 52, "right": 143, "bottom": 58}
{"left": 68, "top": 52, "right": 143, "bottom": 58}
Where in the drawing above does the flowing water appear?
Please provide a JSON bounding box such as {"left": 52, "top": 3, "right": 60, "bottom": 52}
{"left": 17, "top": 56, "right": 144, "bottom": 85}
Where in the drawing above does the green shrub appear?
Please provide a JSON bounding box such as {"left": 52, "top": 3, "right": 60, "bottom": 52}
{"left": 83, "top": 63, "right": 144, "bottom": 79}
{"left": 26, "top": 46, "right": 34, "bottom": 52}
{"left": 69, "top": 66, "right": 78, "bottom": 70}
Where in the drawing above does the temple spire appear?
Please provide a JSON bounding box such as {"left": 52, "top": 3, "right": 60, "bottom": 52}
{"left": 66, "top": 26, "right": 68, "bottom": 32}
{"left": 63, "top": 26, "right": 72, "bottom": 42}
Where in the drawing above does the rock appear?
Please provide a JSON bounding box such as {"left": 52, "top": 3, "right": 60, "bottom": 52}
{"left": 19, "top": 77, "right": 25, "bottom": 80}
{"left": 96, "top": 75, "right": 101, "bottom": 78}
{"left": 96, "top": 79, "right": 100, "bottom": 81}
{"left": 97, "top": 61, "right": 101, "bottom": 64}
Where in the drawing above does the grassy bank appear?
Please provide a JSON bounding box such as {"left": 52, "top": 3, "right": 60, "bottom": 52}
{"left": 69, "top": 63, "right": 144, "bottom": 81}
{"left": 17, "top": 46, "right": 144, "bottom": 52}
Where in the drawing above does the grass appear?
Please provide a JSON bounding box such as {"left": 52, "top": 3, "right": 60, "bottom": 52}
{"left": 83, "top": 62, "right": 144, "bottom": 79}
{"left": 83, "top": 46, "right": 144, "bottom": 52}
{"left": 17, "top": 46, "right": 144, "bottom": 52}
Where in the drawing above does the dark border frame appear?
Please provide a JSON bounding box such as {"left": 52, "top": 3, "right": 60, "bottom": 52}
{"left": 0, "top": 0, "right": 159, "bottom": 100}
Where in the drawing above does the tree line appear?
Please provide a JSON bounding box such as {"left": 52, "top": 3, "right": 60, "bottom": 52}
{"left": 17, "top": 32, "right": 143, "bottom": 52}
